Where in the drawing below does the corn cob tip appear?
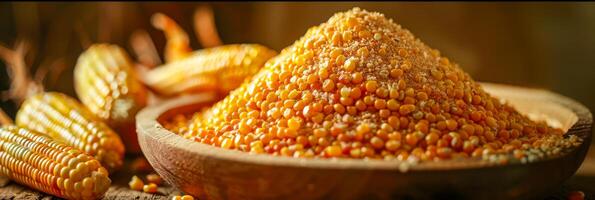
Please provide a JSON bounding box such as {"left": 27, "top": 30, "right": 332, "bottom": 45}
{"left": 111, "top": 97, "right": 140, "bottom": 123}
{"left": 92, "top": 170, "right": 111, "bottom": 196}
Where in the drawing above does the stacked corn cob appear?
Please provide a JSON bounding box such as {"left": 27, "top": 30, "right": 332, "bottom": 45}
{"left": 16, "top": 92, "right": 125, "bottom": 171}
{"left": 0, "top": 125, "right": 111, "bottom": 199}
{"left": 74, "top": 44, "right": 148, "bottom": 153}
{"left": 0, "top": 42, "right": 115, "bottom": 199}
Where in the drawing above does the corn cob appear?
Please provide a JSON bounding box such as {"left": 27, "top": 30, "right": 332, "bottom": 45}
{"left": 0, "top": 125, "right": 111, "bottom": 200}
{"left": 147, "top": 13, "right": 277, "bottom": 96}
{"left": 144, "top": 44, "right": 277, "bottom": 96}
{"left": 74, "top": 44, "right": 148, "bottom": 153}
{"left": 15, "top": 92, "right": 125, "bottom": 171}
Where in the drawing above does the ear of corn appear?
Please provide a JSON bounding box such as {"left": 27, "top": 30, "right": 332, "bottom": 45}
{"left": 144, "top": 44, "right": 277, "bottom": 96}
{"left": 15, "top": 92, "right": 125, "bottom": 171}
{"left": 74, "top": 43, "right": 148, "bottom": 125}
{"left": 0, "top": 125, "right": 111, "bottom": 200}
{"left": 74, "top": 44, "right": 148, "bottom": 153}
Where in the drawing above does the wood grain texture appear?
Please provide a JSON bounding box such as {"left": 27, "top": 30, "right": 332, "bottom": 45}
{"left": 136, "top": 83, "right": 593, "bottom": 200}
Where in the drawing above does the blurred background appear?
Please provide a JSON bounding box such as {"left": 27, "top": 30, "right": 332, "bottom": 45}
{"left": 0, "top": 2, "right": 594, "bottom": 121}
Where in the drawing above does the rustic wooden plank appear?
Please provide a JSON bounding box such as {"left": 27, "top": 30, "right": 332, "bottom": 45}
{"left": 102, "top": 184, "right": 179, "bottom": 200}
{"left": 0, "top": 182, "right": 55, "bottom": 200}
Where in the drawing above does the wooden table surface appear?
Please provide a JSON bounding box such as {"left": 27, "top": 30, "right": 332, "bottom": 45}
{"left": 1, "top": 147, "right": 595, "bottom": 200}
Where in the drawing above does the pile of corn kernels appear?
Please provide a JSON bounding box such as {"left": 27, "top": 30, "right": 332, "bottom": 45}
{"left": 164, "top": 8, "right": 581, "bottom": 164}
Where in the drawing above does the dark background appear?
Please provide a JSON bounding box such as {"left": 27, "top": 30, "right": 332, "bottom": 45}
{"left": 1, "top": 2, "right": 594, "bottom": 123}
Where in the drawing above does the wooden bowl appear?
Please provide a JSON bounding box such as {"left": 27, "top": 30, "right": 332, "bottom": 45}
{"left": 136, "top": 83, "right": 592, "bottom": 200}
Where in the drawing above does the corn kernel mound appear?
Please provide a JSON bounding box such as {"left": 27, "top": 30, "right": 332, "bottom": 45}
{"left": 164, "top": 8, "right": 580, "bottom": 163}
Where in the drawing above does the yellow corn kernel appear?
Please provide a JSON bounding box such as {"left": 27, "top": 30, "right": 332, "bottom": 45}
{"left": 129, "top": 175, "right": 144, "bottom": 191}
{"left": 146, "top": 173, "right": 162, "bottom": 185}
{"left": 172, "top": 195, "right": 194, "bottom": 200}
{"left": 143, "top": 183, "right": 158, "bottom": 193}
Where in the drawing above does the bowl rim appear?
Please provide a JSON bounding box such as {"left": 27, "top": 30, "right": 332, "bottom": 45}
{"left": 137, "top": 82, "right": 593, "bottom": 171}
